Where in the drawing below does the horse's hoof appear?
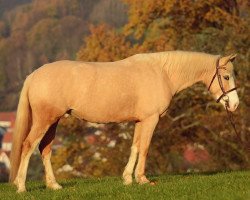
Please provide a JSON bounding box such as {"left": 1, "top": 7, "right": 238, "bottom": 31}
{"left": 123, "top": 173, "right": 133, "bottom": 185}
{"left": 123, "top": 178, "right": 133, "bottom": 185}
{"left": 138, "top": 180, "right": 156, "bottom": 186}
{"left": 48, "top": 183, "right": 62, "bottom": 190}
{"left": 136, "top": 175, "right": 150, "bottom": 185}
{"left": 17, "top": 188, "right": 26, "bottom": 193}
{"left": 149, "top": 181, "right": 156, "bottom": 186}
{"left": 13, "top": 179, "right": 19, "bottom": 187}
{"left": 138, "top": 180, "right": 150, "bottom": 185}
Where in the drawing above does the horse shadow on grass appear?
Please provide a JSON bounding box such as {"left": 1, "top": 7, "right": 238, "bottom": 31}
{"left": 28, "top": 180, "right": 77, "bottom": 192}
{"left": 179, "top": 169, "right": 247, "bottom": 177}
{"left": 150, "top": 169, "right": 248, "bottom": 180}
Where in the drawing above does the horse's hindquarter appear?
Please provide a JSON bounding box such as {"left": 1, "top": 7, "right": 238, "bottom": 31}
{"left": 28, "top": 59, "right": 171, "bottom": 123}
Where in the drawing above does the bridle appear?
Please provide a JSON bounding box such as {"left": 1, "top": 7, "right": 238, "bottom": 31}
{"left": 208, "top": 57, "right": 250, "bottom": 153}
{"left": 208, "top": 56, "right": 237, "bottom": 103}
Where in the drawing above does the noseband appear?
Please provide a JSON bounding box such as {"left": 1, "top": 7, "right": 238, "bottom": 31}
{"left": 208, "top": 57, "right": 237, "bottom": 104}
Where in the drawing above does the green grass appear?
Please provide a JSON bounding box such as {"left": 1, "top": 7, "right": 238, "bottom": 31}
{"left": 0, "top": 171, "right": 249, "bottom": 200}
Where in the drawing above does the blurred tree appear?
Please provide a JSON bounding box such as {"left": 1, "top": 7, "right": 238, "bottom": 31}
{"left": 89, "top": 0, "right": 128, "bottom": 27}
{"left": 77, "top": 24, "right": 132, "bottom": 62}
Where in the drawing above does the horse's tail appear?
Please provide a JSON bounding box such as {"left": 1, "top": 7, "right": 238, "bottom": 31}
{"left": 9, "top": 75, "right": 32, "bottom": 183}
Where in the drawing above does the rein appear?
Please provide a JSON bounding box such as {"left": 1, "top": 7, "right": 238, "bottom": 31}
{"left": 208, "top": 57, "right": 250, "bottom": 153}
{"left": 225, "top": 105, "right": 250, "bottom": 152}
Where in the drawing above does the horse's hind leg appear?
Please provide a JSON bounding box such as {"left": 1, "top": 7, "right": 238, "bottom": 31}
{"left": 39, "top": 120, "right": 62, "bottom": 190}
{"left": 122, "top": 121, "right": 142, "bottom": 185}
{"left": 14, "top": 120, "right": 52, "bottom": 193}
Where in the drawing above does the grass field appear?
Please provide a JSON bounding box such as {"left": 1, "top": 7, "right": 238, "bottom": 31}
{"left": 0, "top": 171, "right": 249, "bottom": 200}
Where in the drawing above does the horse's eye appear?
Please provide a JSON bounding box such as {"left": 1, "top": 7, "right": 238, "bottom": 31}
{"left": 223, "top": 75, "right": 230, "bottom": 80}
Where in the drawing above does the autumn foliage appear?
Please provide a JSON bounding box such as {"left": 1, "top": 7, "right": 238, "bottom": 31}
{"left": 77, "top": 25, "right": 132, "bottom": 62}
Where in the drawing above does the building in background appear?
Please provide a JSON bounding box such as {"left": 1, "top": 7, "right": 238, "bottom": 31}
{"left": 0, "top": 112, "right": 15, "bottom": 182}
{"left": 0, "top": 112, "right": 15, "bottom": 152}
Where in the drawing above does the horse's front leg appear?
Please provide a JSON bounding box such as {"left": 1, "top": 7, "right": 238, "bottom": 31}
{"left": 122, "top": 121, "right": 142, "bottom": 185}
{"left": 135, "top": 114, "right": 159, "bottom": 184}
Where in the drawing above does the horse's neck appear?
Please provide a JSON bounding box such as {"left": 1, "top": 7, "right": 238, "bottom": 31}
{"left": 162, "top": 52, "right": 216, "bottom": 94}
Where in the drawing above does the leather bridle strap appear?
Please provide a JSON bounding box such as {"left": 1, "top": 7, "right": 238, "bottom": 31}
{"left": 216, "top": 87, "right": 238, "bottom": 103}
{"left": 208, "top": 56, "right": 237, "bottom": 103}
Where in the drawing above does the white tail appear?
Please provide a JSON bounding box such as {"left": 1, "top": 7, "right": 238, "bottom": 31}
{"left": 9, "top": 76, "right": 32, "bottom": 182}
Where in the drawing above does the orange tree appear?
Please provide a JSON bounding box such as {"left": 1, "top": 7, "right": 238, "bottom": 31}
{"left": 53, "top": 0, "right": 250, "bottom": 178}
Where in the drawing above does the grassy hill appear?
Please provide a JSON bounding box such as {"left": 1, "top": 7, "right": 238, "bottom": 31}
{"left": 0, "top": 171, "right": 249, "bottom": 200}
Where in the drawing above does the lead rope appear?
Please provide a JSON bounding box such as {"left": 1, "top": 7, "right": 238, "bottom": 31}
{"left": 224, "top": 99, "right": 250, "bottom": 154}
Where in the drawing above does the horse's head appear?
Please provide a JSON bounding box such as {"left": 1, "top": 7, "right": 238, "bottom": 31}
{"left": 208, "top": 54, "right": 239, "bottom": 112}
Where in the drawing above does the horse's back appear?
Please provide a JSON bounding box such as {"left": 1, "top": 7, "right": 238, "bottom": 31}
{"left": 26, "top": 58, "right": 170, "bottom": 122}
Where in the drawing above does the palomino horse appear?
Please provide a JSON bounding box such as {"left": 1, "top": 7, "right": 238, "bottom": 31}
{"left": 9, "top": 51, "right": 239, "bottom": 192}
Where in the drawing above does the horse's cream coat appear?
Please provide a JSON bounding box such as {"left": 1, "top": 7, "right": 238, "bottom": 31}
{"left": 9, "top": 51, "right": 239, "bottom": 192}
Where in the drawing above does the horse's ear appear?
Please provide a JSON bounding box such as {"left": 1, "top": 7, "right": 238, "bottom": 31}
{"left": 219, "top": 54, "right": 237, "bottom": 66}
{"left": 229, "top": 53, "right": 237, "bottom": 62}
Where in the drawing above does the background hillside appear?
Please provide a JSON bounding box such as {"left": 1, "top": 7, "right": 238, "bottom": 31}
{"left": 0, "top": 0, "right": 32, "bottom": 17}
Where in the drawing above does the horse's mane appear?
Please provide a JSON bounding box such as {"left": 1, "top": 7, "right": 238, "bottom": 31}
{"left": 164, "top": 51, "right": 217, "bottom": 77}
{"left": 132, "top": 51, "right": 218, "bottom": 74}
{"left": 131, "top": 51, "right": 218, "bottom": 83}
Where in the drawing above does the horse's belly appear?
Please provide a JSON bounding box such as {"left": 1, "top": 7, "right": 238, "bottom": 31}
{"left": 71, "top": 107, "right": 137, "bottom": 123}
{"left": 71, "top": 97, "right": 138, "bottom": 123}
